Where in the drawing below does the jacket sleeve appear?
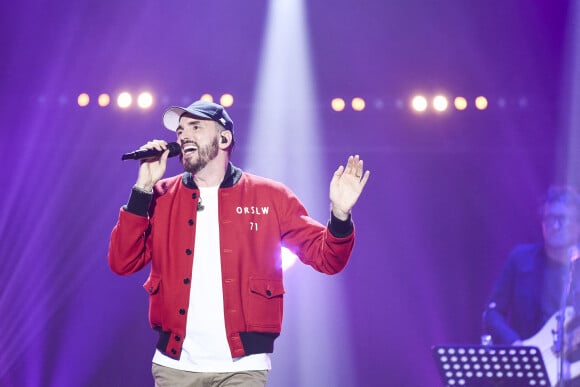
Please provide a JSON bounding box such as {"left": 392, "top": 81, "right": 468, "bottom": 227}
{"left": 482, "top": 252, "right": 521, "bottom": 345}
{"left": 279, "top": 189, "right": 355, "bottom": 275}
{"left": 107, "top": 188, "right": 154, "bottom": 275}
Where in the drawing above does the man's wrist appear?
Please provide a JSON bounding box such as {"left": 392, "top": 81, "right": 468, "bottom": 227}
{"left": 133, "top": 184, "right": 153, "bottom": 194}
{"left": 331, "top": 205, "right": 350, "bottom": 221}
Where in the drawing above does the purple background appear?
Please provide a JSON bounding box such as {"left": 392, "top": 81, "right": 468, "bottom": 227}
{"left": 0, "top": 0, "right": 574, "bottom": 386}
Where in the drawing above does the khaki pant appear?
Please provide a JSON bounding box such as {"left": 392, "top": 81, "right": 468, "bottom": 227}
{"left": 152, "top": 363, "right": 268, "bottom": 387}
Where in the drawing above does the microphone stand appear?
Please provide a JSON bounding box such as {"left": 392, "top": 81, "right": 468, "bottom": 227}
{"left": 555, "top": 246, "right": 579, "bottom": 386}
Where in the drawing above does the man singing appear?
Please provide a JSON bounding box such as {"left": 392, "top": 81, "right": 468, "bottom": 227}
{"left": 108, "top": 100, "right": 370, "bottom": 386}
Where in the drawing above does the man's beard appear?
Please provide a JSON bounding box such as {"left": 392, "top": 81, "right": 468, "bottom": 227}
{"left": 181, "top": 136, "right": 219, "bottom": 175}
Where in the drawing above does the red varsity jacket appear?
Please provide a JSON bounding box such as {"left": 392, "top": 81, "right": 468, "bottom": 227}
{"left": 107, "top": 163, "right": 355, "bottom": 359}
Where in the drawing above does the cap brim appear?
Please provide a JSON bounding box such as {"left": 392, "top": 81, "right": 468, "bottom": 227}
{"left": 162, "top": 106, "right": 213, "bottom": 131}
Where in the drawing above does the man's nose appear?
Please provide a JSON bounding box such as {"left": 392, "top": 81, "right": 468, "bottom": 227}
{"left": 179, "top": 133, "right": 193, "bottom": 142}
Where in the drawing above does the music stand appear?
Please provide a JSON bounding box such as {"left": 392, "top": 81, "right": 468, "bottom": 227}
{"left": 432, "top": 345, "right": 550, "bottom": 386}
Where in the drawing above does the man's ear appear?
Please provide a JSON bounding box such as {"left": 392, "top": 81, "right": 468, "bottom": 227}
{"left": 219, "top": 130, "right": 233, "bottom": 148}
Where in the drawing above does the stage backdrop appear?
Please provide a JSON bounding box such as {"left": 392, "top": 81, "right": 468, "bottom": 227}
{"left": 0, "top": 0, "right": 573, "bottom": 386}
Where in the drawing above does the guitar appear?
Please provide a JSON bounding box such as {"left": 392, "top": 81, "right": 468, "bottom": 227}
{"left": 522, "top": 306, "right": 580, "bottom": 386}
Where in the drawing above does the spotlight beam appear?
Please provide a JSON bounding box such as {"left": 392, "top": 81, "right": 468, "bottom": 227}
{"left": 245, "top": 0, "right": 354, "bottom": 385}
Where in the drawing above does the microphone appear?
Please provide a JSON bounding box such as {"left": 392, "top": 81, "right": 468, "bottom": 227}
{"left": 569, "top": 244, "right": 580, "bottom": 262}
{"left": 121, "top": 142, "right": 181, "bottom": 160}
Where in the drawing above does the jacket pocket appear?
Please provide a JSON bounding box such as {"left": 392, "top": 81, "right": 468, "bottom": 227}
{"left": 247, "top": 278, "right": 285, "bottom": 329}
{"left": 143, "top": 274, "right": 162, "bottom": 327}
{"left": 143, "top": 274, "right": 161, "bottom": 295}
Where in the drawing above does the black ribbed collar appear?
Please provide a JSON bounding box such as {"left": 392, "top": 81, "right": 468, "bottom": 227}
{"left": 181, "top": 162, "right": 243, "bottom": 189}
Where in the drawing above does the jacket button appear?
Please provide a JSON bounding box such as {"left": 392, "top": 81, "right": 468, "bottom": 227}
{"left": 174, "top": 335, "right": 181, "bottom": 341}
{"left": 171, "top": 349, "right": 177, "bottom": 355}
{"left": 188, "top": 219, "right": 194, "bottom": 226}
{"left": 192, "top": 193, "right": 197, "bottom": 199}
{"left": 179, "top": 309, "right": 186, "bottom": 315}
{"left": 183, "top": 278, "right": 190, "bottom": 284}
{"left": 185, "top": 249, "right": 192, "bottom": 255}
{"left": 266, "top": 290, "right": 272, "bottom": 296}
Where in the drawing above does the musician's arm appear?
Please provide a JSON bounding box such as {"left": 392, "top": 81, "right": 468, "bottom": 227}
{"left": 483, "top": 306, "right": 521, "bottom": 344}
{"left": 483, "top": 254, "right": 522, "bottom": 345}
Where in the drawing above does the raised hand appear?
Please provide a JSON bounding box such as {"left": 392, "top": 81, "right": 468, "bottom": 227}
{"left": 329, "top": 155, "right": 370, "bottom": 220}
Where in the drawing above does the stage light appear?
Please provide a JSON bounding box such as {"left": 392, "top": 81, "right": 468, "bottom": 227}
{"left": 98, "top": 94, "right": 110, "bottom": 107}
{"left": 351, "top": 97, "right": 366, "bottom": 111}
{"left": 331, "top": 98, "right": 346, "bottom": 112}
{"left": 200, "top": 93, "right": 213, "bottom": 102}
{"left": 411, "top": 95, "right": 428, "bottom": 112}
{"left": 77, "top": 93, "right": 90, "bottom": 107}
{"left": 475, "top": 96, "right": 488, "bottom": 110}
{"left": 137, "top": 92, "right": 154, "bottom": 109}
{"left": 433, "top": 95, "right": 449, "bottom": 112}
{"left": 117, "top": 92, "right": 132, "bottom": 109}
{"left": 281, "top": 246, "right": 298, "bottom": 271}
{"left": 220, "top": 94, "right": 234, "bottom": 107}
{"left": 454, "top": 97, "right": 467, "bottom": 111}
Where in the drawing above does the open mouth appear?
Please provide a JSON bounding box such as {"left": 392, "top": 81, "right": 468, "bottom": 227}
{"left": 182, "top": 144, "right": 198, "bottom": 155}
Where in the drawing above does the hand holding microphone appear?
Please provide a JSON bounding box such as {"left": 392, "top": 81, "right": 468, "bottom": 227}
{"left": 127, "top": 140, "right": 180, "bottom": 192}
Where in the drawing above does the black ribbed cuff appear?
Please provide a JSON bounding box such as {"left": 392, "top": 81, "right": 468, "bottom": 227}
{"left": 328, "top": 212, "right": 353, "bottom": 238}
{"left": 124, "top": 187, "right": 153, "bottom": 217}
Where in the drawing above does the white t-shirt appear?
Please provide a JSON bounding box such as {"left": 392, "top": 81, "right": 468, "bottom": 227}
{"left": 153, "top": 186, "right": 271, "bottom": 372}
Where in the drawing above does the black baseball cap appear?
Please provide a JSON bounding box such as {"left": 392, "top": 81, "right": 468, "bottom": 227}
{"left": 162, "top": 100, "right": 234, "bottom": 133}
